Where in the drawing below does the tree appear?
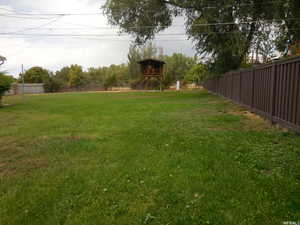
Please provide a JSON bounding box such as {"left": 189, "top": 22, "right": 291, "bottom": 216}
{"left": 103, "top": 73, "right": 117, "bottom": 90}
{"left": 250, "top": 26, "right": 276, "bottom": 63}
{"left": 128, "top": 45, "right": 142, "bottom": 81}
{"left": 87, "top": 67, "right": 106, "bottom": 85}
{"left": 275, "top": 0, "right": 300, "bottom": 55}
{"left": 0, "top": 72, "right": 14, "bottom": 107}
{"left": 103, "top": 0, "right": 296, "bottom": 74}
{"left": 23, "top": 67, "right": 50, "bottom": 83}
{"left": 184, "top": 64, "right": 208, "bottom": 85}
{"left": 141, "top": 42, "right": 163, "bottom": 59}
{"left": 44, "top": 76, "right": 63, "bottom": 93}
{"left": 68, "top": 65, "right": 87, "bottom": 89}
{"left": 55, "top": 66, "right": 71, "bottom": 84}
{"left": 162, "top": 53, "right": 197, "bottom": 87}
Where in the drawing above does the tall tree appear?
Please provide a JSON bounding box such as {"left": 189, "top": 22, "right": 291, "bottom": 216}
{"left": 103, "top": 0, "right": 295, "bottom": 74}
{"left": 87, "top": 67, "right": 106, "bottom": 86}
{"left": 55, "top": 66, "right": 71, "bottom": 84}
{"left": 275, "top": 0, "right": 300, "bottom": 55}
{"left": 23, "top": 67, "right": 50, "bottom": 83}
{"left": 128, "top": 46, "right": 142, "bottom": 80}
{"left": 184, "top": 63, "right": 208, "bottom": 85}
{"left": 68, "top": 65, "right": 86, "bottom": 89}
{"left": 163, "top": 53, "right": 197, "bottom": 86}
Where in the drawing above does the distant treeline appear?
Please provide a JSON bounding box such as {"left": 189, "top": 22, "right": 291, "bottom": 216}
{"left": 19, "top": 43, "right": 208, "bottom": 92}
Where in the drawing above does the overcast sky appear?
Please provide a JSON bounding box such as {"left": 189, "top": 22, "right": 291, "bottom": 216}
{"left": 0, "top": 0, "right": 196, "bottom": 77}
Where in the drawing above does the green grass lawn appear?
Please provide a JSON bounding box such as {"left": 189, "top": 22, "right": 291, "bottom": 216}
{"left": 0, "top": 91, "right": 299, "bottom": 225}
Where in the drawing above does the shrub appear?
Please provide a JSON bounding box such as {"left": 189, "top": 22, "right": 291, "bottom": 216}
{"left": 44, "top": 77, "right": 63, "bottom": 93}
{"left": 184, "top": 64, "right": 209, "bottom": 85}
{"left": 103, "top": 74, "right": 117, "bottom": 91}
{"left": 0, "top": 72, "right": 14, "bottom": 107}
{"left": 129, "top": 79, "right": 142, "bottom": 90}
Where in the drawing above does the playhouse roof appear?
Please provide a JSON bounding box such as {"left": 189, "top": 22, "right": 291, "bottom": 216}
{"left": 138, "top": 58, "right": 166, "bottom": 65}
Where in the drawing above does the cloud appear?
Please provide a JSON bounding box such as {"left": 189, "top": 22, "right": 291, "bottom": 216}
{"left": 0, "top": 0, "right": 195, "bottom": 77}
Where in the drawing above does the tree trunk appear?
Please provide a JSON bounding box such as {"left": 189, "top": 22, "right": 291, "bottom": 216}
{"left": 239, "top": 21, "right": 257, "bottom": 65}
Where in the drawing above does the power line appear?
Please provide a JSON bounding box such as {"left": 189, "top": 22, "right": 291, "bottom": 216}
{"left": 0, "top": 34, "right": 193, "bottom": 42}
{"left": 0, "top": 14, "right": 58, "bottom": 20}
{"left": 0, "top": 33, "right": 188, "bottom": 36}
{"left": 0, "top": 28, "right": 289, "bottom": 38}
{"left": 0, "top": 17, "right": 299, "bottom": 34}
{"left": 0, "top": 1, "right": 288, "bottom": 17}
{"left": 3, "top": 27, "right": 300, "bottom": 41}
{"left": 0, "top": 12, "right": 104, "bottom": 16}
{"left": 4, "top": 15, "right": 65, "bottom": 35}
{"left": 0, "top": 27, "right": 120, "bottom": 30}
{"left": 3, "top": 26, "right": 300, "bottom": 41}
{"left": 1, "top": 14, "right": 299, "bottom": 32}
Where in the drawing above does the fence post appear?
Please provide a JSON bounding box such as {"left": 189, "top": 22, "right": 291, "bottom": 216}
{"left": 239, "top": 70, "right": 242, "bottom": 103}
{"left": 224, "top": 75, "right": 227, "bottom": 97}
{"left": 231, "top": 73, "right": 234, "bottom": 99}
{"left": 270, "top": 62, "right": 277, "bottom": 124}
{"left": 251, "top": 67, "right": 255, "bottom": 110}
{"left": 295, "top": 62, "right": 300, "bottom": 126}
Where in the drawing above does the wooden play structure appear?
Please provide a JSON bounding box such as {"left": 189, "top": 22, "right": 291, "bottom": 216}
{"left": 138, "top": 58, "right": 165, "bottom": 91}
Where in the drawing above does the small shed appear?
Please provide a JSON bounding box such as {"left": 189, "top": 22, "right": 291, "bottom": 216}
{"left": 138, "top": 58, "right": 165, "bottom": 91}
{"left": 138, "top": 59, "right": 165, "bottom": 77}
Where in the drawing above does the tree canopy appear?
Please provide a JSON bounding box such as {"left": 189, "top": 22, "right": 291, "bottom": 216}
{"left": 68, "top": 65, "right": 86, "bottom": 89}
{"left": 23, "top": 67, "right": 50, "bottom": 83}
{"left": 103, "top": 0, "right": 300, "bottom": 74}
{"left": 275, "top": 0, "right": 300, "bottom": 55}
{"left": 163, "top": 53, "right": 197, "bottom": 86}
{"left": 184, "top": 63, "right": 208, "bottom": 85}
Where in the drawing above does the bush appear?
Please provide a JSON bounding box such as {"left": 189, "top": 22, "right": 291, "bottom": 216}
{"left": 0, "top": 72, "right": 14, "bottom": 106}
{"left": 184, "top": 64, "right": 208, "bottom": 85}
{"left": 44, "top": 77, "right": 63, "bottom": 93}
{"left": 103, "top": 74, "right": 117, "bottom": 90}
{"left": 129, "top": 79, "right": 142, "bottom": 90}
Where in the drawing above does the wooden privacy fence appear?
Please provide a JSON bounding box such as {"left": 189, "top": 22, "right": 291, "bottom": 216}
{"left": 203, "top": 56, "right": 300, "bottom": 133}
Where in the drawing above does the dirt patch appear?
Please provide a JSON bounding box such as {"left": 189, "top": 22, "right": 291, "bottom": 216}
{"left": 261, "top": 169, "right": 273, "bottom": 175}
{"left": 205, "top": 127, "right": 233, "bottom": 131}
{"left": 223, "top": 108, "right": 276, "bottom": 132}
{"left": 0, "top": 103, "right": 18, "bottom": 108}
{"left": 35, "top": 134, "right": 100, "bottom": 143}
{"left": 0, "top": 157, "right": 49, "bottom": 178}
{"left": 230, "top": 110, "right": 264, "bottom": 121}
{"left": 189, "top": 106, "right": 223, "bottom": 116}
{"left": 235, "top": 111, "right": 273, "bottom": 132}
{"left": 0, "top": 162, "right": 7, "bottom": 168}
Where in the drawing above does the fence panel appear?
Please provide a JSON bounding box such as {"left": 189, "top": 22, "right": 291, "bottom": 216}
{"left": 252, "top": 65, "right": 273, "bottom": 118}
{"left": 240, "top": 69, "right": 253, "bottom": 107}
{"left": 273, "top": 59, "right": 300, "bottom": 129}
{"left": 232, "top": 72, "right": 241, "bottom": 103}
{"left": 204, "top": 56, "right": 300, "bottom": 133}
